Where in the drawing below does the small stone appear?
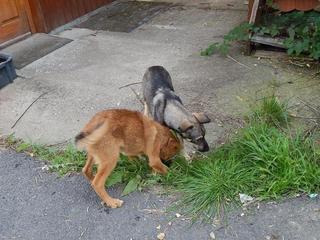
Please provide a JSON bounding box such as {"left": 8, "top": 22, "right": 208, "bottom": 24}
{"left": 240, "top": 213, "right": 245, "bottom": 217}
{"left": 157, "top": 232, "right": 165, "bottom": 240}
{"left": 254, "top": 64, "right": 257, "bottom": 67}
{"left": 168, "top": 221, "right": 172, "bottom": 226}
{"left": 239, "top": 193, "right": 254, "bottom": 204}
{"left": 41, "top": 165, "right": 49, "bottom": 171}
{"left": 156, "top": 225, "right": 161, "bottom": 230}
{"left": 309, "top": 193, "right": 318, "bottom": 199}
{"left": 209, "top": 232, "right": 216, "bottom": 239}
{"left": 29, "top": 153, "right": 34, "bottom": 157}
{"left": 175, "top": 213, "right": 181, "bottom": 218}
{"left": 212, "top": 217, "right": 221, "bottom": 227}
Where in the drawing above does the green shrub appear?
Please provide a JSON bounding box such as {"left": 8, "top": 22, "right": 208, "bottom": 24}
{"left": 202, "top": 11, "right": 320, "bottom": 60}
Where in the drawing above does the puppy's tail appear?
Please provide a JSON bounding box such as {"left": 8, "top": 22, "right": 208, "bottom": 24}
{"left": 75, "top": 121, "right": 105, "bottom": 150}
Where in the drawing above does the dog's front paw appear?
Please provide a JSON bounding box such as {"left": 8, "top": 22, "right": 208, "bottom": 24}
{"left": 102, "top": 198, "right": 124, "bottom": 208}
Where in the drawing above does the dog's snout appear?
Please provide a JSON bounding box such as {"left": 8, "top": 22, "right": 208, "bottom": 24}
{"left": 197, "top": 139, "right": 209, "bottom": 152}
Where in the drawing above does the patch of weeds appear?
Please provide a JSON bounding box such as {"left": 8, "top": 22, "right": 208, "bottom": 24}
{"left": 12, "top": 141, "right": 86, "bottom": 175}
{"left": 3, "top": 137, "right": 160, "bottom": 196}
{"left": 163, "top": 153, "right": 255, "bottom": 219}
{"left": 108, "top": 155, "right": 162, "bottom": 196}
{"left": 165, "top": 123, "right": 320, "bottom": 220}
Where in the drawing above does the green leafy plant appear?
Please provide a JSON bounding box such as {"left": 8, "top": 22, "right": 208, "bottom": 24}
{"left": 107, "top": 155, "right": 161, "bottom": 196}
{"left": 202, "top": 11, "right": 320, "bottom": 60}
{"left": 260, "top": 11, "right": 320, "bottom": 59}
{"left": 201, "top": 23, "right": 252, "bottom": 56}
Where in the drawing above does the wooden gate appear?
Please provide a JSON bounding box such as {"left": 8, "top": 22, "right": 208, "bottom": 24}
{"left": 0, "top": 0, "right": 31, "bottom": 44}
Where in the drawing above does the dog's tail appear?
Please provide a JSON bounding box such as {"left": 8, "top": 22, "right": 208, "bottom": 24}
{"left": 75, "top": 119, "right": 106, "bottom": 150}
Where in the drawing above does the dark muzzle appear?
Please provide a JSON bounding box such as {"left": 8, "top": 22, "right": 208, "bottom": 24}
{"left": 195, "top": 138, "right": 209, "bottom": 152}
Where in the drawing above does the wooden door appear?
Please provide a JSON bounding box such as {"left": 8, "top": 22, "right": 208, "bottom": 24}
{"left": 0, "top": 0, "right": 31, "bottom": 44}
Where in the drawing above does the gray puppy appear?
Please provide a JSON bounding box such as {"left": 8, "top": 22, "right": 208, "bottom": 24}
{"left": 142, "top": 66, "right": 211, "bottom": 152}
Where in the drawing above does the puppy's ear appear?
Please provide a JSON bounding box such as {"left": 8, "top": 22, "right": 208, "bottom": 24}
{"left": 179, "top": 120, "right": 194, "bottom": 132}
{"left": 192, "top": 112, "right": 211, "bottom": 124}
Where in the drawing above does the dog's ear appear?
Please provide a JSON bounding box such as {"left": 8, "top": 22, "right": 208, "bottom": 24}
{"left": 193, "top": 112, "right": 211, "bottom": 124}
{"left": 179, "top": 120, "right": 194, "bottom": 132}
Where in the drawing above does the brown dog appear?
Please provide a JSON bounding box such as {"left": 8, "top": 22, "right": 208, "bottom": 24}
{"left": 75, "top": 109, "right": 182, "bottom": 208}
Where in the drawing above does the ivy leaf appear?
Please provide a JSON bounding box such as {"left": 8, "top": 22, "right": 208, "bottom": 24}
{"left": 121, "top": 175, "right": 141, "bottom": 196}
{"left": 288, "top": 27, "right": 295, "bottom": 40}
{"left": 294, "top": 41, "right": 304, "bottom": 55}
{"left": 302, "top": 39, "right": 310, "bottom": 51}
{"left": 287, "top": 48, "right": 294, "bottom": 55}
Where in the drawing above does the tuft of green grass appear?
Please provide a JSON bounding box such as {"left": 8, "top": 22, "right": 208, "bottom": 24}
{"left": 12, "top": 142, "right": 87, "bottom": 175}
{"left": 250, "top": 96, "right": 290, "bottom": 127}
{"left": 164, "top": 123, "right": 320, "bottom": 220}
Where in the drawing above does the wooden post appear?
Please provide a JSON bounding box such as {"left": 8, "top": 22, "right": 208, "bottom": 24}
{"left": 245, "top": 0, "right": 263, "bottom": 55}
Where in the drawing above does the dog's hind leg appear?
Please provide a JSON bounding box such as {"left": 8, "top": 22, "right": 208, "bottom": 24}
{"left": 91, "top": 149, "right": 123, "bottom": 208}
{"left": 82, "top": 154, "right": 94, "bottom": 182}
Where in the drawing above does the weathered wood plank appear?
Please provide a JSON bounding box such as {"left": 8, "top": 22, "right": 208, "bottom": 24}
{"left": 250, "top": 34, "right": 286, "bottom": 49}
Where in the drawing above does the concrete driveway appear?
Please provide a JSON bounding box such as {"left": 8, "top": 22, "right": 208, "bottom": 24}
{"left": 1, "top": 1, "right": 319, "bottom": 145}
{"left": 0, "top": 1, "right": 264, "bottom": 144}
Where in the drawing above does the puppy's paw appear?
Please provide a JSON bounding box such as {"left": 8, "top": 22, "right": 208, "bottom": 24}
{"left": 151, "top": 167, "right": 167, "bottom": 176}
{"left": 102, "top": 198, "right": 124, "bottom": 208}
